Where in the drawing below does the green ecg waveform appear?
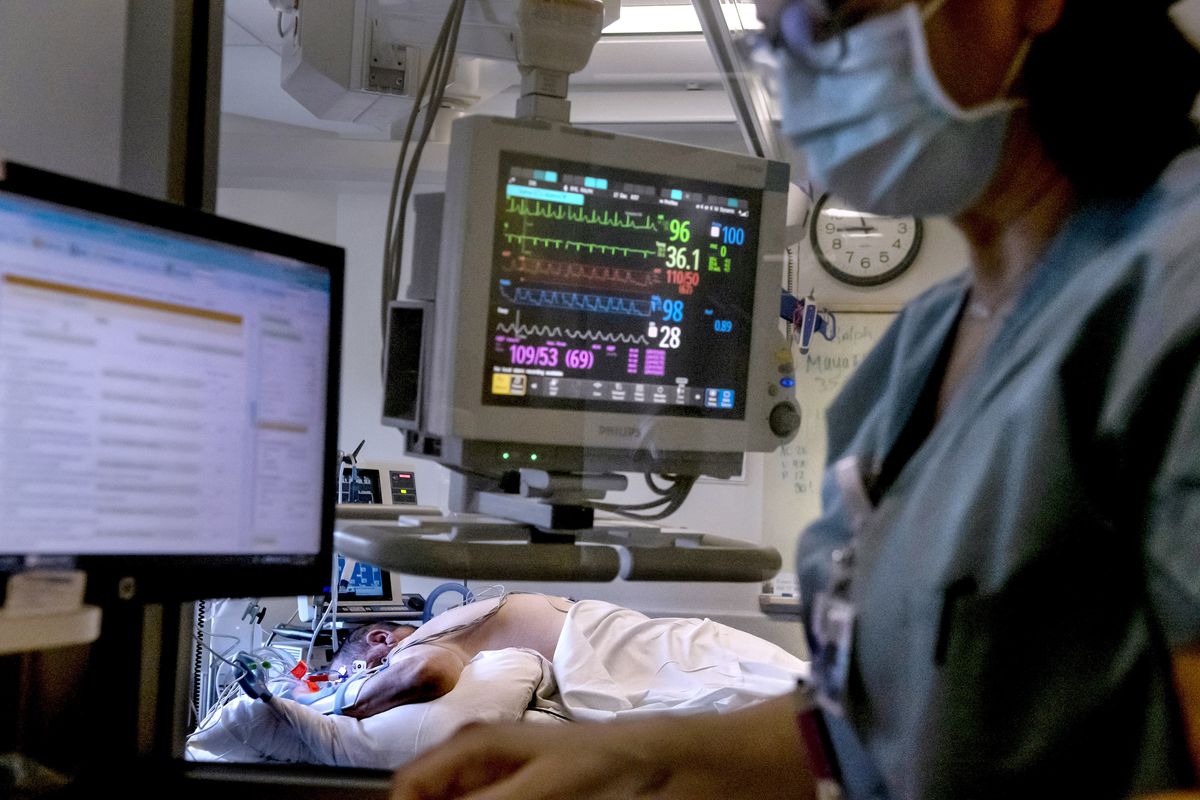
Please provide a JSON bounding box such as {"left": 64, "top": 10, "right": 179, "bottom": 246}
{"left": 504, "top": 233, "right": 656, "bottom": 259}
{"left": 506, "top": 199, "right": 659, "bottom": 232}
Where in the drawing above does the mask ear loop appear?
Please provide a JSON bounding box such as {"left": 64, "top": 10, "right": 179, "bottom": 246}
{"left": 918, "top": 0, "right": 952, "bottom": 22}
{"left": 997, "top": 36, "right": 1033, "bottom": 100}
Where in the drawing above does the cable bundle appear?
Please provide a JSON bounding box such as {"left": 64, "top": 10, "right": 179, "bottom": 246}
{"left": 590, "top": 473, "right": 699, "bottom": 521}
{"left": 379, "top": 0, "right": 468, "bottom": 347}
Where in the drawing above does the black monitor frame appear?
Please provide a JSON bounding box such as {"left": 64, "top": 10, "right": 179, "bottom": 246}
{"left": 0, "top": 161, "right": 344, "bottom": 604}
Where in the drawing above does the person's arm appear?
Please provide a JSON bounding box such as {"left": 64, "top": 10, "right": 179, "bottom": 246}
{"left": 1138, "top": 646, "right": 1200, "bottom": 800}
{"left": 1169, "top": 645, "right": 1200, "bottom": 797}
{"left": 344, "top": 644, "right": 466, "bottom": 720}
{"left": 390, "top": 693, "right": 815, "bottom": 800}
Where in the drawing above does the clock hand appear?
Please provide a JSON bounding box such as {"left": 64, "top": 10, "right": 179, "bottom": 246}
{"left": 848, "top": 215, "right": 880, "bottom": 234}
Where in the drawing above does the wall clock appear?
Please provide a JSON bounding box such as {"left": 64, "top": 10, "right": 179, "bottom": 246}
{"left": 809, "top": 193, "right": 923, "bottom": 287}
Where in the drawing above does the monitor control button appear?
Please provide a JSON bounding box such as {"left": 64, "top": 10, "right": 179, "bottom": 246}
{"left": 769, "top": 402, "right": 801, "bottom": 437}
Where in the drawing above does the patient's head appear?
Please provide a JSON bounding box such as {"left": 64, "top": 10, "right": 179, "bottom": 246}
{"left": 330, "top": 622, "right": 418, "bottom": 672}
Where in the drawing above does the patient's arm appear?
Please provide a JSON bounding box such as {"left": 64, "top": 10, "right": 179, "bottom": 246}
{"left": 343, "top": 644, "right": 466, "bottom": 720}
{"left": 391, "top": 692, "right": 814, "bottom": 800}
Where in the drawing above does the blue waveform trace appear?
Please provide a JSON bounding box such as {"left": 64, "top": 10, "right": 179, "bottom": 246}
{"left": 500, "top": 285, "right": 652, "bottom": 317}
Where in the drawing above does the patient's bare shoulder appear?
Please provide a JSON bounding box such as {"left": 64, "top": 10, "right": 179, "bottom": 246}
{"left": 497, "top": 593, "right": 574, "bottom": 617}
{"left": 343, "top": 644, "right": 465, "bottom": 720}
{"left": 465, "top": 594, "right": 573, "bottom": 660}
{"left": 405, "top": 594, "right": 572, "bottom": 662}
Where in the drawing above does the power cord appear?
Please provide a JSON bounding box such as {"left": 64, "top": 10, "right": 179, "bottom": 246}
{"left": 589, "top": 473, "right": 699, "bottom": 520}
{"left": 380, "top": 0, "right": 468, "bottom": 354}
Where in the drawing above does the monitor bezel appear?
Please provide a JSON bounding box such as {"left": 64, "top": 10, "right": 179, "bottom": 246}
{"left": 0, "top": 161, "right": 344, "bottom": 604}
{"left": 425, "top": 116, "right": 791, "bottom": 466}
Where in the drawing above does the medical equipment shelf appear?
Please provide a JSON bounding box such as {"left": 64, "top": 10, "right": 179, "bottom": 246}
{"left": 334, "top": 514, "right": 782, "bottom": 583}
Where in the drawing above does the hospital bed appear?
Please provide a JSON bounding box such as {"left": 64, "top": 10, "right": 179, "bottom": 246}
{"left": 186, "top": 599, "right": 808, "bottom": 770}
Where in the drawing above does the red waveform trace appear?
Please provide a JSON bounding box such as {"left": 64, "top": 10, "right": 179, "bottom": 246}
{"left": 500, "top": 254, "right": 663, "bottom": 293}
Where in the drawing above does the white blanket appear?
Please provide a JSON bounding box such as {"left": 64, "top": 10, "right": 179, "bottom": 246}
{"left": 185, "top": 646, "right": 553, "bottom": 768}
{"left": 186, "top": 600, "right": 807, "bottom": 769}
{"left": 554, "top": 600, "right": 807, "bottom": 720}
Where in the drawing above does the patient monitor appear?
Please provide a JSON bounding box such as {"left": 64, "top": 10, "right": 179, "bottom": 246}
{"left": 384, "top": 114, "right": 799, "bottom": 520}
{"left": 335, "top": 0, "right": 800, "bottom": 581}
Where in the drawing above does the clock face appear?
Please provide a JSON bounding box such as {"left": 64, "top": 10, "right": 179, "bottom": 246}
{"left": 810, "top": 194, "right": 923, "bottom": 287}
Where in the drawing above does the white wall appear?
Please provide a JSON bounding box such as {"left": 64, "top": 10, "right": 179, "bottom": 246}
{"left": 216, "top": 187, "right": 339, "bottom": 244}
{"left": 0, "top": 0, "right": 129, "bottom": 186}
{"left": 333, "top": 191, "right": 450, "bottom": 507}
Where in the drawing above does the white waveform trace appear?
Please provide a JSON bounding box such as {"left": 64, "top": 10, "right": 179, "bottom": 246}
{"left": 494, "top": 312, "right": 650, "bottom": 346}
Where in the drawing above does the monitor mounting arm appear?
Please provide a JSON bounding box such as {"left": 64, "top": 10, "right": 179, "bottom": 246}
{"left": 510, "top": 0, "right": 607, "bottom": 123}
{"left": 337, "top": 465, "right": 784, "bottom": 583}
{"left": 449, "top": 468, "right": 629, "bottom": 531}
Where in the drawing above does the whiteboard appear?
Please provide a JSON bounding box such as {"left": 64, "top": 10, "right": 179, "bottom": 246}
{"left": 761, "top": 310, "right": 897, "bottom": 570}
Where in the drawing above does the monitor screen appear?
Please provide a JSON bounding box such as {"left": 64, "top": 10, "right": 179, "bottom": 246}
{"left": 331, "top": 554, "right": 389, "bottom": 600}
{"left": 0, "top": 162, "right": 342, "bottom": 602}
{"left": 484, "top": 152, "right": 760, "bottom": 419}
{"left": 340, "top": 467, "right": 382, "bottom": 504}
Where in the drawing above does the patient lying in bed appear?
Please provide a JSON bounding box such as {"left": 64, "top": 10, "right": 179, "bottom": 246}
{"left": 186, "top": 596, "right": 807, "bottom": 769}
{"left": 328, "top": 593, "right": 575, "bottom": 719}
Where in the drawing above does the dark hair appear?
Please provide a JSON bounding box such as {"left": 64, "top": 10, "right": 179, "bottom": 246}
{"left": 329, "top": 622, "right": 416, "bottom": 670}
{"left": 1025, "top": 1, "right": 1200, "bottom": 200}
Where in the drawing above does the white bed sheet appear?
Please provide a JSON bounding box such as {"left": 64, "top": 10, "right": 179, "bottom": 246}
{"left": 186, "top": 647, "right": 553, "bottom": 769}
{"left": 553, "top": 600, "right": 808, "bottom": 720}
{"left": 185, "top": 599, "right": 808, "bottom": 769}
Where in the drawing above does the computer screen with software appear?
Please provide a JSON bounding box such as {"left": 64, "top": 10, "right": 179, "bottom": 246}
{"left": 0, "top": 162, "right": 342, "bottom": 602}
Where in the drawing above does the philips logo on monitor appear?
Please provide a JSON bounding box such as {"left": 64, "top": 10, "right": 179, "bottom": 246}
{"left": 597, "top": 425, "right": 640, "bottom": 439}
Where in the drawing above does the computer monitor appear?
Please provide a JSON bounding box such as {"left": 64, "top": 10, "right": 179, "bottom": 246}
{"left": 396, "top": 115, "right": 798, "bottom": 480}
{"left": 0, "top": 161, "right": 343, "bottom": 603}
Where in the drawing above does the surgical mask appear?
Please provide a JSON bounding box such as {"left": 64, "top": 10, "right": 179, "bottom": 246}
{"left": 779, "top": 0, "right": 1029, "bottom": 217}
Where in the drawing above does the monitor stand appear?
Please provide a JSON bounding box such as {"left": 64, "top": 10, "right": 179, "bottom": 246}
{"left": 471, "top": 469, "right": 626, "bottom": 532}
{"left": 333, "top": 468, "right": 782, "bottom": 584}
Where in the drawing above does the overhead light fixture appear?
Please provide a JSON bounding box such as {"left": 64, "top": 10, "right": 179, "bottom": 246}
{"left": 819, "top": 208, "right": 886, "bottom": 219}
{"left": 601, "top": 3, "right": 761, "bottom": 35}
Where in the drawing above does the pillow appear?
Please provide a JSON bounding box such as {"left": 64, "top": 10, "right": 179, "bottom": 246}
{"left": 186, "top": 647, "right": 551, "bottom": 769}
